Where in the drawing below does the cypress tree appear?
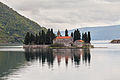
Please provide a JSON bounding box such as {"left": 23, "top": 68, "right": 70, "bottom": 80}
{"left": 71, "top": 32, "right": 73, "bottom": 37}
{"left": 82, "top": 33, "right": 85, "bottom": 41}
{"left": 50, "top": 28, "right": 56, "bottom": 44}
{"left": 88, "top": 31, "right": 91, "bottom": 43}
{"left": 30, "top": 33, "right": 35, "bottom": 44}
{"left": 38, "top": 32, "right": 42, "bottom": 44}
{"left": 41, "top": 30, "right": 46, "bottom": 44}
{"left": 84, "top": 32, "right": 88, "bottom": 43}
{"left": 24, "top": 32, "right": 30, "bottom": 45}
{"left": 65, "top": 29, "right": 68, "bottom": 36}
{"left": 35, "top": 34, "right": 38, "bottom": 44}
{"left": 73, "top": 29, "right": 81, "bottom": 41}
{"left": 74, "top": 30, "right": 77, "bottom": 41}
{"left": 46, "top": 29, "right": 51, "bottom": 44}
{"left": 76, "top": 29, "right": 81, "bottom": 40}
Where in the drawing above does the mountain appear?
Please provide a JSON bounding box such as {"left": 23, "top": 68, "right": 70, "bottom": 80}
{"left": 0, "top": 2, "right": 47, "bottom": 43}
{"left": 60, "top": 25, "right": 120, "bottom": 40}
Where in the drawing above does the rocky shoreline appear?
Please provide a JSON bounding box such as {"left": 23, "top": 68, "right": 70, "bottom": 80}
{"left": 23, "top": 44, "right": 94, "bottom": 49}
{"left": 23, "top": 45, "right": 50, "bottom": 49}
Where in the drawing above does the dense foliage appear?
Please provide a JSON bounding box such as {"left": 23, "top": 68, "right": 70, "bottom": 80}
{"left": 73, "top": 29, "right": 81, "bottom": 41}
{"left": 65, "top": 28, "right": 91, "bottom": 43}
{"left": 24, "top": 28, "right": 91, "bottom": 45}
{"left": 0, "top": 2, "right": 47, "bottom": 43}
{"left": 71, "top": 30, "right": 91, "bottom": 43}
{"left": 24, "top": 28, "right": 56, "bottom": 45}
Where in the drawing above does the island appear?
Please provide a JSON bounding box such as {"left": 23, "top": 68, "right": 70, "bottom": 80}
{"left": 23, "top": 29, "right": 94, "bottom": 49}
{"left": 110, "top": 40, "right": 120, "bottom": 43}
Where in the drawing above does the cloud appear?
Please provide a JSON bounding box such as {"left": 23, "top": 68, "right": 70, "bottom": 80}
{"left": 104, "top": 0, "right": 120, "bottom": 3}
{"left": 0, "top": 0, "right": 120, "bottom": 30}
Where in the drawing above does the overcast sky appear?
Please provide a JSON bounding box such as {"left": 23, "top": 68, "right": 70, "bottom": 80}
{"left": 0, "top": 0, "right": 120, "bottom": 30}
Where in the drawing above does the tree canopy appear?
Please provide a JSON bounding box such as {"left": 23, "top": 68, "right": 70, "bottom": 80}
{"left": 24, "top": 28, "right": 56, "bottom": 45}
{"left": 65, "top": 29, "right": 68, "bottom": 36}
{"left": 24, "top": 29, "right": 91, "bottom": 45}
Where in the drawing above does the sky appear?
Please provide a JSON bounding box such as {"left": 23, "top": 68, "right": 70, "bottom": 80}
{"left": 0, "top": 0, "right": 120, "bottom": 30}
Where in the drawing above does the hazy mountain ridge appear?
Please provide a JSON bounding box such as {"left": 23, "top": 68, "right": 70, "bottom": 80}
{"left": 0, "top": 2, "right": 47, "bottom": 43}
{"left": 60, "top": 25, "right": 120, "bottom": 40}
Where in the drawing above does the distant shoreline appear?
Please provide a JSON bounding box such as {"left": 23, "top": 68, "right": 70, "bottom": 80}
{"left": 110, "top": 40, "right": 120, "bottom": 43}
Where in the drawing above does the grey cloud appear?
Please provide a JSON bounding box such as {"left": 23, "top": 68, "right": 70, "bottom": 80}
{"left": 104, "top": 0, "right": 120, "bottom": 2}
{"left": 0, "top": 0, "right": 120, "bottom": 30}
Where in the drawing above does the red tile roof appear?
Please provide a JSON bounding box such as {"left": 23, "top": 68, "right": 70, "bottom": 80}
{"left": 77, "top": 40, "right": 84, "bottom": 42}
{"left": 56, "top": 36, "right": 72, "bottom": 39}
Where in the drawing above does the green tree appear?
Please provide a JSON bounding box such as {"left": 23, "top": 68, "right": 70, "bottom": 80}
{"left": 73, "top": 30, "right": 77, "bottom": 41}
{"left": 46, "top": 29, "right": 51, "bottom": 44}
{"left": 50, "top": 28, "right": 56, "bottom": 44}
{"left": 35, "top": 34, "right": 39, "bottom": 44}
{"left": 76, "top": 29, "right": 81, "bottom": 40}
{"left": 30, "top": 33, "right": 35, "bottom": 44}
{"left": 38, "top": 32, "right": 42, "bottom": 44}
{"left": 24, "top": 32, "right": 30, "bottom": 45}
{"left": 73, "top": 29, "right": 81, "bottom": 41}
{"left": 84, "top": 32, "right": 88, "bottom": 43}
{"left": 88, "top": 31, "right": 91, "bottom": 43}
{"left": 41, "top": 30, "right": 46, "bottom": 44}
{"left": 71, "top": 32, "right": 73, "bottom": 37}
{"left": 82, "top": 33, "right": 85, "bottom": 41}
{"left": 65, "top": 29, "right": 68, "bottom": 36}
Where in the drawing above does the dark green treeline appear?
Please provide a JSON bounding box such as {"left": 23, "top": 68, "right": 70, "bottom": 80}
{"left": 24, "top": 29, "right": 91, "bottom": 45}
{"left": 65, "top": 29, "right": 91, "bottom": 43}
{"left": 24, "top": 29, "right": 56, "bottom": 45}
{"left": 81, "top": 31, "right": 91, "bottom": 43}
{"left": 73, "top": 29, "right": 81, "bottom": 41}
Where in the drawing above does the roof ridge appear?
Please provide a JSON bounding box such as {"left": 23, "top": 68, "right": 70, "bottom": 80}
{"left": 56, "top": 36, "right": 72, "bottom": 39}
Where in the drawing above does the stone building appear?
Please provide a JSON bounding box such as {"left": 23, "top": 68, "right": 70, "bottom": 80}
{"left": 53, "top": 30, "right": 85, "bottom": 47}
{"left": 74, "top": 40, "right": 84, "bottom": 47}
{"left": 53, "top": 30, "right": 73, "bottom": 47}
{"left": 53, "top": 36, "right": 73, "bottom": 47}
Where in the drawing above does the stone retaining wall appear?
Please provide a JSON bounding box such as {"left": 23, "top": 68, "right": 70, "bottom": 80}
{"left": 23, "top": 45, "right": 49, "bottom": 49}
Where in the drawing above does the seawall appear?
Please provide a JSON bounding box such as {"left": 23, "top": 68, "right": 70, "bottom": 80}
{"left": 23, "top": 45, "right": 49, "bottom": 49}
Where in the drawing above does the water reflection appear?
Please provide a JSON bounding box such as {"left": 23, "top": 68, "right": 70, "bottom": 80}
{"left": 0, "top": 51, "right": 25, "bottom": 79}
{"left": 0, "top": 48, "right": 90, "bottom": 79}
{"left": 24, "top": 49, "right": 91, "bottom": 67}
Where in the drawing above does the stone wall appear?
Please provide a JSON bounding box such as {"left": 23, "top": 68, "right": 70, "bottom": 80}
{"left": 74, "top": 41, "right": 84, "bottom": 47}
{"left": 53, "top": 38, "right": 73, "bottom": 47}
{"left": 23, "top": 45, "right": 49, "bottom": 49}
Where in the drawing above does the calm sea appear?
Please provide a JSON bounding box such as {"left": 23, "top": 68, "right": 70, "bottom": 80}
{"left": 0, "top": 40, "right": 120, "bottom": 80}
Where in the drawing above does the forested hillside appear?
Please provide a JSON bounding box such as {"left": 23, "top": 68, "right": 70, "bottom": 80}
{"left": 0, "top": 2, "right": 47, "bottom": 43}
